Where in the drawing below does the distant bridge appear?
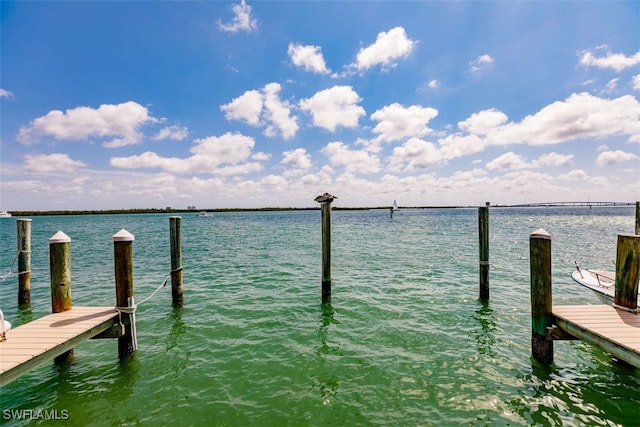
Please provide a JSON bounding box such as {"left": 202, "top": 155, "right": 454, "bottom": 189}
{"left": 505, "top": 201, "right": 635, "bottom": 208}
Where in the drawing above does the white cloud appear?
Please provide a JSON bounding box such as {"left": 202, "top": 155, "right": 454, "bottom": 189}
{"left": 299, "top": 85, "right": 365, "bottom": 131}
{"left": 322, "top": 141, "right": 380, "bottom": 174}
{"left": 370, "top": 103, "right": 438, "bottom": 142}
{"left": 469, "top": 54, "right": 494, "bottom": 72}
{"left": 110, "top": 132, "right": 263, "bottom": 175}
{"left": 288, "top": 43, "right": 330, "bottom": 74}
{"left": 353, "top": 26, "right": 416, "bottom": 71}
{"left": 561, "top": 169, "right": 589, "bottom": 181}
{"left": 632, "top": 75, "right": 640, "bottom": 90}
{"left": 0, "top": 88, "right": 14, "bottom": 99}
{"left": 580, "top": 47, "right": 640, "bottom": 72}
{"left": 486, "top": 152, "right": 529, "bottom": 171}
{"left": 217, "top": 0, "right": 257, "bottom": 33}
{"left": 24, "top": 153, "right": 86, "bottom": 173}
{"left": 602, "top": 78, "right": 619, "bottom": 93}
{"left": 486, "top": 93, "right": 640, "bottom": 146}
{"left": 152, "top": 125, "right": 189, "bottom": 141}
{"left": 221, "top": 90, "right": 263, "bottom": 125}
{"left": 437, "top": 133, "right": 486, "bottom": 160}
{"left": 533, "top": 152, "right": 574, "bottom": 167}
{"left": 389, "top": 137, "right": 442, "bottom": 171}
{"left": 458, "top": 109, "right": 508, "bottom": 135}
{"left": 281, "top": 148, "right": 312, "bottom": 169}
{"left": 17, "top": 101, "right": 158, "bottom": 148}
{"left": 262, "top": 83, "right": 299, "bottom": 139}
{"left": 221, "top": 83, "right": 298, "bottom": 139}
{"left": 428, "top": 80, "right": 439, "bottom": 89}
{"left": 596, "top": 150, "right": 639, "bottom": 167}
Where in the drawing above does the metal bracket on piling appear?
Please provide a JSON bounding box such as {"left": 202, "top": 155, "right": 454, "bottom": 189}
{"left": 545, "top": 325, "right": 578, "bottom": 341}
{"left": 92, "top": 323, "right": 125, "bottom": 339}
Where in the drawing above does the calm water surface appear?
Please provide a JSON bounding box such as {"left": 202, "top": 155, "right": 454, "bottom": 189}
{"left": 0, "top": 207, "right": 638, "bottom": 426}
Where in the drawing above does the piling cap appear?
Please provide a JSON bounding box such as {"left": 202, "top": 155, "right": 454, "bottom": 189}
{"left": 49, "top": 231, "right": 71, "bottom": 244}
{"left": 112, "top": 228, "right": 135, "bottom": 242}
{"left": 530, "top": 228, "right": 551, "bottom": 239}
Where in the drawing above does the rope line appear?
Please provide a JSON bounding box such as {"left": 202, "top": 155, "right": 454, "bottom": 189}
{"left": 0, "top": 252, "right": 19, "bottom": 281}
{"left": 137, "top": 274, "right": 170, "bottom": 306}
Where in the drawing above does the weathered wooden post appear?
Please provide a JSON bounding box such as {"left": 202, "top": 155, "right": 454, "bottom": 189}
{"left": 478, "top": 202, "right": 490, "bottom": 301}
{"left": 17, "top": 219, "right": 32, "bottom": 306}
{"left": 113, "top": 229, "right": 136, "bottom": 359}
{"left": 315, "top": 193, "right": 336, "bottom": 302}
{"left": 530, "top": 228, "right": 553, "bottom": 365}
{"left": 170, "top": 216, "right": 183, "bottom": 307}
{"left": 613, "top": 234, "right": 640, "bottom": 312}
{"left": 49, "top": 231, "right": 73, "bottom": 363}
{"left": 635, "top": 201, "right": 639, "bottom": 236}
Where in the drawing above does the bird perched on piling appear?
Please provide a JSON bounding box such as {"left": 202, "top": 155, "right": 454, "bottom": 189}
{"left": 314, "top": 192, "right": 338, "bottom": 203}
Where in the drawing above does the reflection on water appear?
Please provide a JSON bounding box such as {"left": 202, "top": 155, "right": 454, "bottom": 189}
{"left": 473, "top": 301, "right": 497, "bottom": 357}
{"left": 314, "top": 302, "right": 340, "bottom": 405}
{"left": 166, "top": 306, "right": 186, "bottom": 352}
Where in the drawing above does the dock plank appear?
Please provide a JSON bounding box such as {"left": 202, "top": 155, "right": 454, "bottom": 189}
{"left": 0, "top": 307, "right": 119, "bottom": 386}
{"left": 553, "top": 305, "right": 640, "bottom": 367}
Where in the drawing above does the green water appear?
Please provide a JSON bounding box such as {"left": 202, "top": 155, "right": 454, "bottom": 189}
{"left": 0, "top": 207, "right": 638, "bottom": 426}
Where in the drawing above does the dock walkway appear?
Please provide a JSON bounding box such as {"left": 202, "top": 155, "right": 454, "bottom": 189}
{"left": 552, "top": 305, "right": 640, "bottom": 367}
{"left": 0, "top": 307, "right": 119, "bottom": 386}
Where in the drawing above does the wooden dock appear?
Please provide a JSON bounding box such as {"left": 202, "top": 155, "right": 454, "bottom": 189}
{"left": 551, "top": 305, "right": 640, "bottom": 367}
{"left": 0, "top": 307, "right": 120, "bottom": 386}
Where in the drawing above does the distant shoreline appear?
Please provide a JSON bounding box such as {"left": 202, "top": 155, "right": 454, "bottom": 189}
{"left": 4, "top": 206, "right": 471, "bottom": 216}
{"left": 3, "top": 202, "right": 634, "bottom": 217}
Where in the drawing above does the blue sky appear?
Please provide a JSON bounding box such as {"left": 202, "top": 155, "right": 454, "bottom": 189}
{"left": 1, "top": 1, "right": 639, "bottom": 210}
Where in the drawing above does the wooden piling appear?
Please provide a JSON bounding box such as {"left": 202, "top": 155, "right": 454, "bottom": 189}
{"left": 321, "top": 202, "right": 331, "bottom": 302}
{"left": 315, "top": 193, "right": 336, "bottom": 302}
{"left": 478, "top": 202, "right": 490, "bottom": 301}
{"left": 17, "top": 219, "right": 32, "bottom": 306}
{"left": 530, "top": 228, "right": 553, "bottom": 365}
{"left": 49, "top": 231, "right": 73, "bottom": 363}
{"left": 113, "top": 229, "right": 136, "bottom": 359}
{"left": 635, "top": 201, "right": 639, "bottom": 236}
{"left": 613, "top": 234, "right": 640, "bottom": 311}
{"left": 170, "top": 216, "right": 183, "bottom": 307}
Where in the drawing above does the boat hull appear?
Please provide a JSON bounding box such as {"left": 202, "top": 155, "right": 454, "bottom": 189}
{"left": 572, "top": 268, "right": 639, "bottom": 305}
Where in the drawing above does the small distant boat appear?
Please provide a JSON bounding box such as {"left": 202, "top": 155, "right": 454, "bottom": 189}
{"left": 392, "top": 200, "right": 399, "bottom": 211}
{"left": 197, "top": 211, "right": 211, "bottom": 217}
{"left": 0, "top": 211, "right": 11, "bottom": 218}
{"left": 572, "top": 263, "right": 639, "bottom": 305}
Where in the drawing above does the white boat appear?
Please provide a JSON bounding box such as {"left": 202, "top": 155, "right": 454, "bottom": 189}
{"left": 0, "top": 308, "right": 11, "bottom": 341}
{"left": 572, "top": 264, "right": 639, "bottom": 305}
{"left": 197, "top": 211, "right": 211, "bottom": 217}
{"left": 392, "top": 200, "right": 399, "bottom": 211}
{"left": 0, "top": 211, "right": 11, "bottom": 218}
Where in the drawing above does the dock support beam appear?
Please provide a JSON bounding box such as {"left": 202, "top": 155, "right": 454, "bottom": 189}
{"left": 49, "top": 231, "right": 73, "bottom": 363}
{"left": 530, "top": 228, "right": 553, "bottom": 365}
{"left": 478, "top": 202, "right": 490, "bottom": 301}
{"left": 113, "top": 229, "right": 136, "bottom": 359}
{"left": 614, "top": 234, "right": 640, "bottom": 312}
{"left": 170, "top": 216, "right": 183, "bottom": 307}
{"left": 17, "top": 219, "right": 32, "bottom": 306}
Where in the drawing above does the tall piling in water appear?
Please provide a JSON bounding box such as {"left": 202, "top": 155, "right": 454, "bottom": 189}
{"left": 315, "top": 193, "right": 336, "bottom": 302}
{"left": 530, "top": 228, "right": 553, "bottom": 365}
{"left": 113, "top": 229, "right": 136, "bottom": 359}
{"left": 478, "top": 202, "right": 490, "bottom": 301}
{"left": 614, "top": 234, "right": 640, "bottom": 312}
{"left": 17, "top": 219, "right": 32, "bottom": 306}
{"left": 170, "top": 216, "right": 183, "bottom": 307}
{"left": 49, "top": 231, "right": 73, "bottom": 363}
